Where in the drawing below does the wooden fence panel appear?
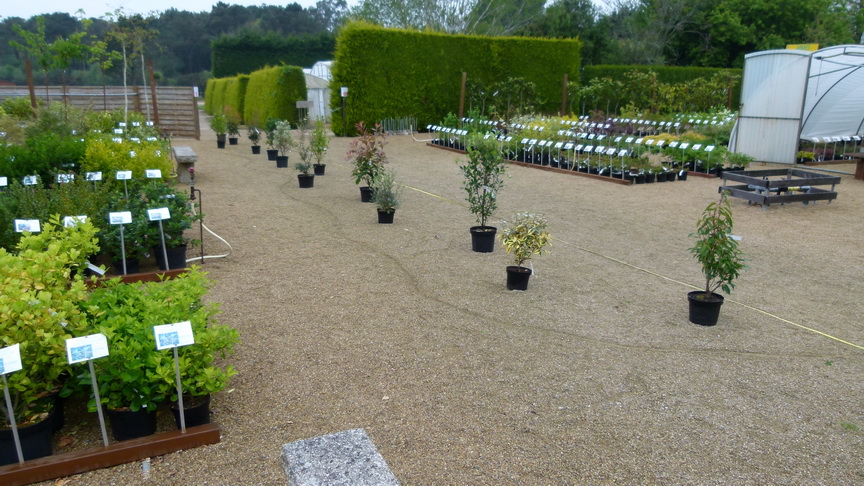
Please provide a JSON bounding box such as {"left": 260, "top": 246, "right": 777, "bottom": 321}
{"left": 0, "top": 86, "right": 200, "bottom": 140}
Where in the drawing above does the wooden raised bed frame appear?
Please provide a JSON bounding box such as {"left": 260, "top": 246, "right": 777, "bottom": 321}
{"left": 720, "top": 169, "right": 840, "bottom": 209}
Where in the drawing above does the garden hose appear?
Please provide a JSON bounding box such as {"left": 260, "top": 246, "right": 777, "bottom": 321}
{"left": 185, "top": 200, "right": 232, "bottom": 263}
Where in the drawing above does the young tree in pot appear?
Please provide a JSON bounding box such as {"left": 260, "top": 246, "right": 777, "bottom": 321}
{"left": 346, "top": 121, "right": 387, "bottom": 202}
{"left": 371, "top": 167, "right": 402, "bottom": 224}
{"left": 293, "top": 121, "right": 315, "bottom": 188}
{"left": 688, "top": 192, "right": 746, "bottom": 326}
{"left": 209, "top": 114, "right": 228, "bottom": 149}
{"left": 273, "top": 120, "right": 295, "bottom": 169}
{"left": 499, "top": 212, "right": 550, "bottom": 291}
{"left": 458, "top": 134, "right": 507, "bottom": 252}
{"left": 310, "top": 118, "right": 329, "bottom": 175}
{"left": 225, "top": 106, "right": 241, "bottom": 145}
{"left": 264, "top": 118, "right": 279, "bottom": 160}
{"left": 140, "top": 181, "right": 201, "bottom": 270}
{"left": 247, "top": 125, "right": 261, "bottom": 154}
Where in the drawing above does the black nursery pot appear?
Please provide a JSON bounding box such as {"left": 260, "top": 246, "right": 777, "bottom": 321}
{"left": 266, "top": 149, "right": 278, "bottom": 160}
{"left": 377, "top": 210, "right": 395, "bottom": 224}
{"left": 0, "top": 408, "right": 56, "bottom": 465}
{"left": 171, "top": 395, "right": 211, "bottom": 429}
{"left": 506, "top": 266, "right": 532, "bottom": 291}
{"left": 112, "top": 257, "right": 140, "bottom": 275}
{"left": 360, "top": 186, "right": 374, "bottom": 202}
{"left": 251, "top": 145, "right": 261, "bottom": 155}
{"left": 107, "top": 408, "right": 157, "bottom": 441}
{"left": 313, "top": 164, "right": 326, "bottom": 176}
{"left": 153, "top": 244, "right": 188, "bottom": 271}
{"left": 688, "top": 291, "right": 724, "bottom": 326}
{"left": 297, "top": 174, "right": 315, "bottom": 188}
{"left": 470, "top": 226, "right": 497, "bottom": 253}
{"left": 276, "top": 155, "right": 289, "bottom": 168}
{"left": 228, "top": 137, "right": 238, "bottom": 146}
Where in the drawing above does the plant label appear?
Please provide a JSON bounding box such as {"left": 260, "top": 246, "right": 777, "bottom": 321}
{"left": 57, "top": 174, "right": 74, "bottom": 184}
{"left": 614, "top": 136, "right": 622, "bottom": 143}
{"left": 146, "top": 121, "right": 154, "bottom": 127}
{"left": 132, "top": 121, "right": 140, "bottom": 127}
{"left": 606, "top": 148, "right": 616, "bottom": 155}
{"left": 554, "top": 142, "right": 563, "bottom": 149}
{"left": 625, "top": 137, "right": 634, "bottom": 143}
{"left": 154, "top": 321, "right": 195, "bottom": 350}
{"left": 564, "top": 143, "right": 573, "bottom": 150}
{"left": 113, "top": 128, "right": 123, "bottom": 134}
{"left": 118, "top": 122, "right": 127, "bottom": 127}
{"left": 22, "top": 175, "right": 38, "bottom": 185}
{"left": 635, "top": 138, "right": 643, "bottom": 145}
{"left": 63, "top": 216, "right": 88, "bottom": 227}
{"left": 645, "top": 139, "right": 655, "bottom": 146}
{"left": 680, "top": 143, "right": 690, "bottom": 149}
{"left": 669, "top": 141, "right": 679, "bottom": 148}
{"left": 575, "top": 144, "right": 584, "bottom": 151}
{"left": 85, "top": 171, "right": 103, "bottom": 181}
{"left": 588, "top": 134, "right": 596, "bottom": 140}
{"left": 692, "top": 144, "right": 703, "bottom": 150}
{"left": 656, "top": 140, "right": 665, "bottom": 147}
{"left": 14, "top": 219, "right": 40, "bottom": 233}
{"left": 112, "top": 137, "right": 123, "bottom": 143}
{"left": 109, "top": 211, "right": 132, "bottom": 225}
{"left": 116, "top": 170, "right": 132, "bottom": 180}
{"left": 832, "top": 136, "right": 842, "bottom": 142}
{"left": 0, "top": 177, "right": 6, "bottom": 187}
{"left": 66, "top": 334, "right": 109, "bottom": 364}
{"left": 618, "top": 150, "right": 629, "bottom": 157}
{"left": 340, "top": 86, "right": 348, "bottom": 97}
{"left": 705, "top": 145, "right": 715, "bottom": 152}
{"left": 145, "top": 169, "right": 162, "bottom": 179}
{"left": 0, "top": 344, "right": 22, "bottom": 375}
{"left": 148, "top": 207, "right": 170, "bottom": 221}
{"left": 504, "top": 137, "right": 512, "bottom": 142}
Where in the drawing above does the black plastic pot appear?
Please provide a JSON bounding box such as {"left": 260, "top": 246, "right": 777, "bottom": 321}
{"left": 171, "top": 395, "right": 211, "bottom": 429}
{"left": 377, "top": 210, "right": 395, "bottom": 224}
{"left": 678, "top": 170, "right": 688, "bottom": 181}
{"left": 360, "top": 186, "right": 374, "bottom": 202}
{"left": 645, "top": 173, "right": 656, "bottom": 183}
{"left": 153, "top": 244, "right": 188, "bottom": 271}
{"left": 656, "top": 171, "right": 667, "bottom": 182}
{"left": 298, "top": 174, "right": 314, "bottom": 188}
{"left": 107, "top": 407, "right": 157, "bottom": 441}
{"left": 313, "top": 164, "right": 326, "bottom": 176}
{"left": 251, "top": 145, "right": 261, "bottom": 155}
{"left": 216, "top": 134, "right": 226, "bottom": 149}
{"left": 0, "top": 408, "right": 56, "bottom": 465}
{"left": 506, "top": 266, "right": 532, "bottom": 291}
{"left": 228, "top": 137, "right": 238, "bottom": 146}
{"left": 266, "top": 149, "right": 278, "bottom": 161}
{"left": 112, "top": 257, "right": 140, "bottom": 275}
{"left": 276, "top": 155, "right": 288, "bottom": 168}
{"left": 688, "top": 291, "right": 724, "bottom": 326}
{"left": 470, "top": 226, "right": 497, "bottom": 253}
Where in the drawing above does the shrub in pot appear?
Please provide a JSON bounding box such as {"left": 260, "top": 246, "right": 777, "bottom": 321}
{"left": 264, "top": 118, "right": 279, "bottom": 160}
{"left": 247, "top": 126, "right": 261, "bottom": 154}
{"left": 209, "top": 114, "right": 228, "bottom": 149}
{"left": 370, "top": 167, "right": 402, "bottom": 224}
{"left": 225, "top": 106, "right": 242, "bottom": 145}
{"left": 101, "top": 185, "right": 151, "bottom": 274}
{"left": 273, "top": 120, "right": 295, "bottom": 169}
{"left": 310, "top": 118, "right": 329, "bottom": 175}
{"left": 140, "top": 181, "right": 200, "bottom": 270}
{"left": 458, "top": 134, "right": 507, "bottom": 252}
{"left": 499, "top": 212, "right": 550, "bottom": 291}
{"left": 346, "top": 122, "right": 387, "bottom": 202}
{"left": 293, "top": 120, "right": 315, "bottom": 188}
{"left": 688, "top": 192, "right": 746, "bottom": 326}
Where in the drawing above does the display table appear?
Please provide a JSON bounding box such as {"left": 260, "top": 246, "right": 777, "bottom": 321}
{"left": 720, "top": 169, "right": 840, "bottom": 209}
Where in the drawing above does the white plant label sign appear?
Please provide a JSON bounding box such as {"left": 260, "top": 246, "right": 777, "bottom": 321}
{"left": 14, "top": 219, "right": 40, "bottom": 233}
{"left": 109, "top": 211, "right": 132, "bottom": 225}
{"left": 116, "top": 170, "right": 132, "bottom": 180}
{"left": 22, "top": 175, "right": 38, "bottom": 186}
{"left": 66, "top": 334, "right": 109, "bottom": 364}
{"left": 154, "top": 321, "right": 195, "bottom": 350}
{"left": 145, "top": 169, "right": 162, "bottom": 179}
{"left": 57, "top": 174, "right": 74, "bottom": 184}
{"left": 147, "top": 207, "right": 170, "bottom": 221}
{"left": 0, "top": 344, "right": 22, "bottom": 375}
{"left": 63, "top": 216, "right": 88, "bottom": 227}
{"left": 0, "top": 177, "right": 7, "bottom": 187}
{"left": 85, "top": 172, "right": 103, "bottom": 181}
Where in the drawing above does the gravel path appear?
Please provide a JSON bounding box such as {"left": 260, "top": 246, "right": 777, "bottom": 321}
{"left": 43, "top": 115, "right": 864, "bottom": 485}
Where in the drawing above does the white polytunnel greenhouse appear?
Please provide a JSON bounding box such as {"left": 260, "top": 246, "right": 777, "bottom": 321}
{"left": 730, "top": 45, "right": 864, "bottom": 164}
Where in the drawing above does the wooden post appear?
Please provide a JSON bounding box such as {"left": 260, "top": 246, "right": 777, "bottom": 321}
{"left": 25, "top": 59, "right": 37, "bottom": 116}
{"left": 192, "top": 87, "right": 201, "bottom": 140}
{"left": 458, "top": 72, "right": 467, "bottom": 122}
{"left": 561, "top": 74, "right": 568, "bottom": 116}
{"left": 147, "top": 60, "right": 160, "bottom": 125}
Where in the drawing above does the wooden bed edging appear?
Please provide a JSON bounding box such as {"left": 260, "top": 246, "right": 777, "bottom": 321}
{"left": 87, "top": 268, "right": 188, "bottom": 287}
{"left": 0, "top": 422, "right": 220, "bottom": 486}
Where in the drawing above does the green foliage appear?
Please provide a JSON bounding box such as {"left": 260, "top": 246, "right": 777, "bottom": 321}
{"left": 1, "top": 97, "right": 35, "bottom": 119}
{"left": 80, "top": 136, "right": 173, "bottom": 179}
{"left": 209, "top": 113, "right": 228, "bottom": 135}
{"left": 139, "top": 181, "right": 201, "bottom": 248}
{"left": 371, "top": 167, "right": 402, "bottom": 213}
{"left": 0, "top": 131, "right": 86, "bottom": 183}
{"left": 346, "top": 122, "right": 387, "bottom": 186}
{"left": 273, "top": 120, "right": 296, "bottom": 156}
{"left": 247, "top": 126, "right": 261, "bottom": 145}
{"left": 330, "top": 21, "right": 581, "bottom": 136}
{"left": 689, "top": 192, "right": 746, "bottom": 296}
{"left": 224, "top": 75, "right": 250, "bottom": 122}
{"left": 458, "top": 134, "right": 507, "bottom": 227}
{"left": 500, "top": 212, "right": 551, "bottom": 268}
{"left": 310, "top": 118, "right": 329, "bottom": 165}
{"left": 293, "top": 121, "right": 313, "bottom": 175}
{"left": 211, "top": 31, "right": 336, "bottom": 78}
{"left": 0, "top": 218, "right": 97, "bottom": 425}
{"left": 242, "top": 65, "right": 307, "bottom": 126}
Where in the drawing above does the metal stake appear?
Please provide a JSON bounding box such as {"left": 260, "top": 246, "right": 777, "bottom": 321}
{"left": 2, "top": 374, "right": 24, "bottom": 464}
{"left": 157, "top": 219, "right": 169, "bottom": 270}
{"left": 173, "top": 347, "right": 186, "bottom": 432}
{"left": 119, "top": 225, "right": 127, "bottom": 275}
{"left": 88, "top": 360, "right": 109, "bottom": 447}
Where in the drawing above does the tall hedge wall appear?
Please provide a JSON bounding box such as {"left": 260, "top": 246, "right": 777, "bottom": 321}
{"left": 242, "top": 65, "right": 307, "bottom": 126}
{"left": 205, "top": 77, "right": 232, "bottom": 115}
{"left": 583, "top": 65, "right": 742, "bottom": 106}
{"left": 211, "top": 32, "right": 336, "bottom": 78}
{"left": 204, "top": 78, "right": 217, "bottom": 113}
{"left": 224, "top": 74, "right": 250, "bottom": 121}
{"left": 330, "top": 22, "right": 582, "bottom": 136}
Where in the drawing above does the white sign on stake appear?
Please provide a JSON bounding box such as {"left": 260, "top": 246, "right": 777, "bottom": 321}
{"left": 625, "top": 137, "right": 634, "bottom": 143}
{"left": 692, "top": 144, "right": 703, "bottom": 150}
{"left": 14, "top": 219, "right": 40, "bottom": 233}
{"left": 145, "top": 169, "right": 162, "bottom": 179}
{"left": 0, "top": 344, "right": 22, "bottom": 375}
{"left": 148, "top": 207, "right": 171, "bottom": 221}
{"left": 66, "top": 334, "right": 109, "bottom": 364}
{"left": 154, "top": 321, "right": 195, "bottom": 350}
{"left": 113, "top": 128, "right": 123, "bottom": 135}
{"left": 116, "top": 170, "right": 132, "bottom": 180}
{"left": 705, "top": 145, "right": 716, "bottom": 152}
{"left": 85, "top": 172, "right": 103, "bottom": 181}
{"left": 109, "top": 211, "right": 132, "bottom": 225}
{"left": 680, "top": 143, "right": 690, "bottom": 149}
{"left": 0, "top": 177, "right": 7, "bottom": 187}
{"left": 63, "top": 216, "right": 88, "bottom": 227}
{"left": 22, "top": 175, "right": 38, "bottom": 186}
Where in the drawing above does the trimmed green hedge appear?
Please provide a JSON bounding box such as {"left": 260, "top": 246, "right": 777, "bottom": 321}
{"left": 224, "top": 75, "right": 250, "bottom": 122}
{"left": 583, "top": 65, "right": 742, "bottom": 106}
{"left": 242, "top": 65, "right": 307, "bottom": 126}
{"left": 330, "top": 22, "right": 582, "bottom": 136}
{"left": 204, "top": 78, "right": 217, "bottom": 113}
{"left": 211, "top": 32, "right": 336, "bottom": 78}
{"left": 206, "top": 77, "right": 232, "bottom": 115}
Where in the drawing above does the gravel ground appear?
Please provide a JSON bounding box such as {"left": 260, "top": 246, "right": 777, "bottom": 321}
{"left": 39, "top": 115, "right": 864, "bottom": 485}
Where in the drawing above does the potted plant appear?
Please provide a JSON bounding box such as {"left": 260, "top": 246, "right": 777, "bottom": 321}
{"left": 102, "top": 186, "right": 151, "bottom": 274}
{"left": 688, "top": 192, "right": 746, "bottom": 326}
{"left": 264, "top": 118, "right": 279, "bottom": 160}
{"left": 209, "top": 114, "right": 228, "bottom": 149}
{"left": 310, "top": 118, "right": 329, "bottom": 176}
{"left": 458, "top": 134, "right": 507, "bottom": 252}
{"left": 370, "top": 167, "right": 402, "bottom": 224}
{"left": 346, "top": 121, "right": 387, "bottom": 202}
{"left": 247, "top": 126, "right": 261, "bottom": 155}
{"left": 293, "top": 121, "right": 315, "bottom": 188}
{"left": 499, "top": 212, "right": 550, "bottom": 291}
{"left": 273, "top": 121, "right": 295, "bottom": 169}
{"left": 140, "top": 181, "right": 201, "bottom": 270}
{"left": 225, "top": 106, "right": 242, "bottom": 146}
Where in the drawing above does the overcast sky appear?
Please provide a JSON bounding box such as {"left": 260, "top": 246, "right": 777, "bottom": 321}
{"left": 2, "top": 1, "right": 358, "bottom": 20}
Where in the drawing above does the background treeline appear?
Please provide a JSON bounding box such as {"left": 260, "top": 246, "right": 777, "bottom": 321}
{"left": 1, "top": 0, "right": 861, "bottom": 89}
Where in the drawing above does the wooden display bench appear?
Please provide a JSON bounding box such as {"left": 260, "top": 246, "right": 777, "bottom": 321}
{"left": 720, "top": 168, "right": 840, "bottom": 209}
{"left": 0, "top": 423, "right": 220, "bottom": 486}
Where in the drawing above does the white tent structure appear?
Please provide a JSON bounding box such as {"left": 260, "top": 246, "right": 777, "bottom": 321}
{"left": 304, "top": 73, "right": 331, "bottom": 121}
{"left": 731, "top": 45, "right": 864, "bottom": 164}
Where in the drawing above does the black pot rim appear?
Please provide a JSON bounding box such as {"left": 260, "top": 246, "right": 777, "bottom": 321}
{"left": 687, "top": 290, "right": 724, "bottom": 304}
{"left": 506, "top": 265, "right": 533, "bottom": 274}
{"left": 470, "top": 225, "right": 497, "bottom": 233}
